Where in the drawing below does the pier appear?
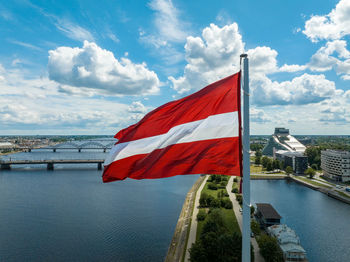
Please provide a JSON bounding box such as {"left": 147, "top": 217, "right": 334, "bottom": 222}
{"left": 0, "top": 159, "right": 105, "bottom": 170}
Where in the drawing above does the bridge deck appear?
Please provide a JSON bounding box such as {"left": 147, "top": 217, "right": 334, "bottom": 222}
{"left": 1, "top": 159, "right": 105, "bottom": 164}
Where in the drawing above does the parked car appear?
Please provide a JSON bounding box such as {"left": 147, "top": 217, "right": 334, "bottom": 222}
{"left": 346, "top": 187, "right": 350, "bottom": 192}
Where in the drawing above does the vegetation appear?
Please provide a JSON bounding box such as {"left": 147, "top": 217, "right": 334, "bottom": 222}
{"left": 257, "top": 235, "right": 284, "bottom": 262}
{"left": 296, "top": 176, "right": 332, "bottom": 189}
{"left": 285, "top": 166, "right": 293, "bottom": 175}
{"left": 251, "top": 220, "right": 261, "bottom": 236}
{"left": 197, "top": 210, "right": 207, "bottom": 221}
{"left": 304, "top": 167, "right": 316, "bottom": 179}
{"left": 250, "top": 143, "right": 264, "bottom": 152}
{"left": 190, "top": 209, "right": 253, "bottom": 262}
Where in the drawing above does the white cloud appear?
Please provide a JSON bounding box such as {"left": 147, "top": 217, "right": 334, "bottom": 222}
{"left": 251, "top": 73, "right": 337, "bottom": 106}
{"left": 127, "top": 101, "right": 148, "bottom": 122}
{"left": 55, "top": 19, "right": 94, "bottom": 42}
{"left": 148, "top": 0, "right": 188, "bottom": 43}
{"left": 169, "top": 23, "right": 244, "bottom": 94}
{"left": 247, "top": 46, "right": 278, "bottom": 74}
{"left": 8, "top": 39, "right": 43, "bottom": 52}
{"left": 303, "top": 0, "right": 350, "bottom": 42}
{"left": 250, "top": 108, "right": 271, "bottom": 123}
{"left": 48, "top": 41, "right": 160, "bottom": 95}
{"left": 279, "top": 64, "right": 307, "bottom": 72}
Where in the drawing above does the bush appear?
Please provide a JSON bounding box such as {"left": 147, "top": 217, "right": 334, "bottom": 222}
{"left": 258, "top": 235, "right": 284, "bottom": 262}
{"left": 208, "top": 183, "right": 218, "bottom": 190}
{"left": 231, "top": 188, "right": 238, "bottom": 194}
{"left": 251, "top": 219, "right": 261, "bottom": 236}
{"left": 236, "top": 194, "right": 243, "bottom": 205}
{"left": 219, "top": 181, "right": 227, "bottom": 188}
{"left": 220, "top": 199, "right": 233, "bottom": 209}
{"left": 209, "top": 198, "right": 220, "bottom": 208}
{"left": 233, "top": 177, "right": 238, "bottom": 182}
{"left": 311, "top": 163, "right": 318, "bottom": 170}
{"left": 199, "top": 193, "right": 215, "bottom": 207}
{"left": 197, "top": 209, "right": 207, "bottom": 221}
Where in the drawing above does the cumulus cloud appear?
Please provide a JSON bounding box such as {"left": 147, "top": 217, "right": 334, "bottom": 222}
{"left": 250, "top": 108, "right": 271, "bottom": 123}
{"left": 251, "top": 73, "right": 337, "bottom": 106}
{"left": 169, "top": 23, "right": 244, "bottom": 93}
{"left": 303, "top": 0, "right": 350, "bottom": 42}
{"left": 48, "top": 41, "right": 160, "bottom": 95}
{"left": 247, "top": 46, "right": 278, "bottom": 74}
{"left": 127, "top": 101, "right": 148, "bottom": 122}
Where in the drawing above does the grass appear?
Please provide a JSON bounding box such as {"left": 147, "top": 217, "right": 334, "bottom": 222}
{"left": 296, "top": 176, "right": 332, "bottom": 189}
{"left": 335, "top": 190, "right": 350, "bottom": 199}
{"left": 196, "top": 177, "right": 241, "bottom": 241}
{"left": 250, "top": 165, "right": 264, "bottom": 173}
{"left": 251, "top": 175, "right": 286, "bottom": 179}
{"left": 315, "top": 177, "right": 334, "bottom": 186}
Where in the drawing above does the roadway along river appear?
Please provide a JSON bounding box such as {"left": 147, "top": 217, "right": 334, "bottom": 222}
{"left": 251, "top": 179, "right": 350, "bottom": 262}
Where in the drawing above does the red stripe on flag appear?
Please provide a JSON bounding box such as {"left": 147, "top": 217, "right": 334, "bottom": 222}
{"left": 103, "top": 137, "right": 241, "bottom": 182}
{"left": 115, "top": 73, "right": 241, "bottom": 143}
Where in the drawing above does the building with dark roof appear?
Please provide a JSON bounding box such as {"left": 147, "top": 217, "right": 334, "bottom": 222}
{"left": 255, "top": 203, "right": 282, "bottom": 228}
{"left": 275, "top": 150, "right": 308, "bottom": 175}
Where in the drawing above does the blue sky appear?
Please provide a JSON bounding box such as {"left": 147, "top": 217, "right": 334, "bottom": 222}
{"left": 0, "top": 0, "right": 349, "bottom": 135}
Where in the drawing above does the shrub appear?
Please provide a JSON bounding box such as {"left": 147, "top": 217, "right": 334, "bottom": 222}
{"left": 233, "top": 177, "right": 238, "bottom": 183}
{"left": 197, "top": 209, "right": 207, "bottom": 221}
{"left": 209, "top": 198, "right": 220, "bottom": 208}
{"left": 236, "top": 194, "right": 243, "bottom": 205}
{"left": 231, "top": 188, "right": 238, "bottom": 194}
{"left": 220, "top": 199, "right": 233, "bottom": 209}
{"left": 208, "top": 183, "right": 218, "bottom": 190}
{"left": 251, "top": 220, "right": 261, "bottom": 236}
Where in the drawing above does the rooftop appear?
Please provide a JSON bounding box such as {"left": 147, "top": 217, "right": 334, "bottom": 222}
{"left": 256, "top": 203, "right": 282, "bottom": 219}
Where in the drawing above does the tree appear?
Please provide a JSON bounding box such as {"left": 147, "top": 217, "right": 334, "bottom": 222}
{"left": 258, "top": 235, "right": 284, "bottom": 262}
{"left": 261, "top": 156, "right": 270, "bottom": 168}
{"left": 255, "top": 156, "right": 261, "bottom": 165}
{"left": 311, "top": 163, "right": 318, "bottom": 170}
{"left": 266, "top": 161, "right": 273, "bottom": 171}
{"left": 285, "top": 166, "right": 293, "bottom": 175}
{"left": 305, "top": 167, "right": 316, "bottom": 179}
{"left": 250, "top": 205, "right": 255, "bottom": 216}
{"left": 255, "top": 150, "right": 262, "bottom": 158}
{"left": 251, "top": 220, "right": 261, "bottom": 236}
{"left": 273, "top": 159, "right": 281, "bottom": 170}
{"left": 197, "top": 210, "right": 207, "bottom": 221}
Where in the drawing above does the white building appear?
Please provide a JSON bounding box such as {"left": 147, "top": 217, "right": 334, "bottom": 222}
{"left": 321, "top": 150, "right": 350, "bottom": 182}
{"left": 267, "top": 224, "right": 307, "bottom": 262}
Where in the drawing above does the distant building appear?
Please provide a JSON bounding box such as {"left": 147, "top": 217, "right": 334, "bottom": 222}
{"left": 255, "top": 203, "right": 282, "bottom": 228}
{"left": 321, "top": 150, "right": 350, "bottom": 182}
{"left": 275, "top": 150, "right": 308, "bottom": 175}
{"left": 267, "top": 224, "right": 307, "bottom": 262}
{"left": 262, "top": 128, "right": 306, "bottom": 156}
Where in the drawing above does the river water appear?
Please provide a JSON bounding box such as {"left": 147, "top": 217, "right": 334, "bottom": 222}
{"left": 1, "top": 145, "right": 350, "bottom": 262}
{"left": 0, "top": 144, "right": 199, "bottom": 262}
{"left": 251, "top": 180, "right": 350, "bottom": 262}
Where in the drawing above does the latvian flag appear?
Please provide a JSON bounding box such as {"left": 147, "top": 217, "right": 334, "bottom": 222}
{"left": 103, "top": 72, "right": 242, "bottom": 182}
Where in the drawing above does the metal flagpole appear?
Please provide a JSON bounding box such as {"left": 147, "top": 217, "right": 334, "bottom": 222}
{"left": 240, "top": 53, "right": 250, "bottom": 262}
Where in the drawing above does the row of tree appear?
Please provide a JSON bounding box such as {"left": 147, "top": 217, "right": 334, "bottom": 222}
{"left": 190, "top": 209, "right": 254, "bottom": 262}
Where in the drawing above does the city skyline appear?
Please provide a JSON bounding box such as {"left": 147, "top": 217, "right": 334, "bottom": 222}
{"left": 1, "top": 0, "right": 350, "bottom": 135}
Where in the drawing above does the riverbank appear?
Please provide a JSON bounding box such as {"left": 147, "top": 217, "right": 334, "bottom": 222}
{"left": 165, "top": 175, "right": 206, "bottom": 262}
{"left": 289, "top": 175, "right": 350, "bottom": 205}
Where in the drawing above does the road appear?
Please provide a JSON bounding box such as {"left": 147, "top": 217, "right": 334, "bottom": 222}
{"left": 226, "top": 176, "right": 265, "bottom": 262}
{"left": 184, "top": 175, "right": 209, "bottom": 262}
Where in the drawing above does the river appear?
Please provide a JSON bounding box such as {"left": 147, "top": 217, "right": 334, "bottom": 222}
{"left": 251, "top": 179, "right": 350, "bottom": 262}
{"left": 0, "top": 144, "right": 199, "bottom": 262}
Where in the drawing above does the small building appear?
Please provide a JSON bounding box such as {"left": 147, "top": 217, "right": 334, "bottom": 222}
{"left": 255, "top": 203, "right": 282, "bottom": 228}
{"left": 267, "top": 224, "right": 307, "bottom": 261}
{"left": 275, "top": 150, "right": 308, "bottom": 175}
{"left": 321, "top": 150, "right": 350, "bottom": 182}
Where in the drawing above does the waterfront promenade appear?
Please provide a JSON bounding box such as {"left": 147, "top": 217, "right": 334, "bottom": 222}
{"left": 226, "top": 176, "right": 264, "bottom": 262}
{"left": 184, "top": 175, "right": 209, "bottom": 262}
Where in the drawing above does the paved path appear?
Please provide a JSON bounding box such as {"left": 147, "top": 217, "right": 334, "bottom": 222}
{"left": 184, "top": 175, "right": 209, "bottom": 262}
{"left": 226, "top": 176, "right": 265, "bottom": 262}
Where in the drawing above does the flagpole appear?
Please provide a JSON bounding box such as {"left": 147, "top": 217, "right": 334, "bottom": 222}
{"left": 240, "top": 53, "right": 250, "bottom": 262}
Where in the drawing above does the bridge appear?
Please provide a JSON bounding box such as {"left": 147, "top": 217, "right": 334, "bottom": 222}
{"left": 3, "top": 141, "right": 116, "bottom": 153}
{"left": 0, "top": 159, "right": 105, "bottom": 170}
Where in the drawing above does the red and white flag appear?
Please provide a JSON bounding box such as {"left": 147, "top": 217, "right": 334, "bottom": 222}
{"left": 103, "top": 72, "right": 242, "bottom": 182}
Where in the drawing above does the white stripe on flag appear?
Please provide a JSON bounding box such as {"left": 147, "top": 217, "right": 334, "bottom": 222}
{"left": 104, "top": 111, "right": 239, "bottom": 166}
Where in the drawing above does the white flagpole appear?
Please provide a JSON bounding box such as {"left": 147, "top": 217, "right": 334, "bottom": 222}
{"left": 240, "top": 53, "right": 251, "bottom": 262}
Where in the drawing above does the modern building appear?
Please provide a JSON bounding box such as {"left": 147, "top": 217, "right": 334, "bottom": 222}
{"left": 267, "top": 224, "right": 307, "bottom": 262}
{"left": 321, "top": 150, "right": 350, "bottom": 182}
{"left": 275, "top": 150, "right": 308, "bottom": 175}
{"left": 255, "top": 203, "right": 282, "bottom": 228}
{"left": 262, "top": 128, "right": 306, "bottom": 157}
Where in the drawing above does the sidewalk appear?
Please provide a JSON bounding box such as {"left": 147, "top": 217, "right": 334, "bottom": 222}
{"left": 226, "top": 176, "right": 264, "bottom": 262}
{"left": 184, "top": 175, "right": 209, "bottom": 262}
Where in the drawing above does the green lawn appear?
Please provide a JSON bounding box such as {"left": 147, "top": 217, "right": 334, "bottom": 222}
{"left": 250, "top": 165, "right": 264, "bottom": 173}
{"left": 196, "top": 178, "right": 241, "bottom": 242}
{"left": 335, "top": 190, "right": 350, "bottom": 199}
{"left": 296, "top": 176, "right": 332, "bottom": 189}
